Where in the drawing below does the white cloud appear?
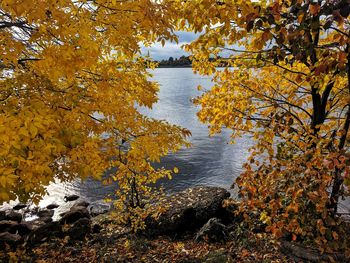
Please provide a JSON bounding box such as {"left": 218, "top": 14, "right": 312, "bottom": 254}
{"left": 141, "top": 42, "right": 189, "bottom": 61}
{"left": 141, "top": 31, "right": 200, "bottom": 60}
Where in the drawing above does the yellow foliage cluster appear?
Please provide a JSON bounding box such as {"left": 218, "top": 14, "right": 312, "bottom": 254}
{"left": 0, "top": 0, "right": 190, "bottom": 213}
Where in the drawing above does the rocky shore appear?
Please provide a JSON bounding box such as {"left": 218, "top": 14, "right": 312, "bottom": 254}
{"left": 0, "top": 187, "right": 233, "bottom": 248}
{"left": 0, "top": 186, "right": 348, "bottom": 262}
{"left": 0, "top": 195, "right": 111, "bottom": 249}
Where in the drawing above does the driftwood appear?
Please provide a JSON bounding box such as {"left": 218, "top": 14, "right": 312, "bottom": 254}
{"left": 280, "top": 240, "right": 348, "bottom": 262}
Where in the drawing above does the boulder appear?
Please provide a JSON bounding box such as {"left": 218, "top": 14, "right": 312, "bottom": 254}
{"left": 0, "top": 220, "right": 18, "bottom": 233}
{"left": 73, "top": 201, "right": 90, "bottom": 208}
{"left": 0, "top": 211, "right": 6, "bottom": 221}
{"left": 26, "top": 221, "right": 63, "bottom": 244}
{"left": 144, "top": 186, "right": 230, "bottom": 236}
{"left": 89, "top": 202, "right": 111, "bottom": 217}
{"left": 46, "top": 203, "right": 59, "bottom": 210}
{"left": 5, "top": 211, "right": 22, "bottom": 223}
{"left": 64, "top": 194, "right": 79, "bottom": 202}
{"left": 60, "top": 206, "right": 90, "bottom": 225}
{"left": 27, "top": 218, "right": 46, "bottom": 230}
{"left": 9, "top": 222, "right": 32, "bottom": 236}
{"left": 66, "top": 218, "right": 91, "bottom": 240}
{"left": 37, "top": 209, "right": 54, "bottom": 218}
{"left": 195, "top": 218, "right": 229, "bottom": 243}
{"left": 0, "top": 232, "right": 21, "bottom": 248}
{"left": 13, "top": 203, "right": 27, "bottom": 210}
{"left": 40, "top": 217, "right": 53, "bottom": 223}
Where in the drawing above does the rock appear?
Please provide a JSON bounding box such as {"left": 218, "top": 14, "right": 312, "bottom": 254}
{"left": 37, "top": 209, "right": 54, "bottom": 218}
{"left": 40, "top": 217, "right": 53, "bottom": 223}
{"left": 64, "top": 194, "right": 79, "bottom": 202}
{"left": 0, "top": 220, "right": 18, "bottom": 233}
{"left": 28, "top": 218, "right": 46, "bottom": 229}
{"left": 89, "top": 202, "right": 111, "bottom": 217}
{"left": 144, "top": 186, "right": 230, "bottom": 236}
{"left": 0, "top": 232, "right": 21, "bottom": 248}
{"left": 0, "top": 211, "right": 6, "bottom": 221}
{"left": 46, "top": 203, "right": 59, "bottom": 210}
{"left": 73, "top": 201, "right": 90, "bottom": 208}
{"left": 9, "top": 222, "right": 32, "bottom": 236}
{"left": 26, "top": 221, "right": 63, "bottom": 245}
{"left": 5, "top": 211, "right": 22, "bottom": 223}
{"left": 195, "top": 218, "right": 229, "bottom": 243}
{"left": 13, "top": 203, "right": 27, "bottom": 210}
{"left": 60, "top": 206, "right": 90, "bottom": 225}
{"left": 66, "top": 218, "right": 91, "bottom": 240}
{"left": 91, "top": 213, "right": 113, "bottom": 228}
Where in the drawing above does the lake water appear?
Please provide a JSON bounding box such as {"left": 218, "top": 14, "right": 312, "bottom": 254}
{"left": 30, "top": 68, "right": 253, "bottom": 209}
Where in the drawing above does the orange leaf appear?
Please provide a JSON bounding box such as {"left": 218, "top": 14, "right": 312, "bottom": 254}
{"left": 309, "top": 4, "right": 320, "bottom": 16}
{"left": 332, "top": 231, "right": 339, "bottom": 240}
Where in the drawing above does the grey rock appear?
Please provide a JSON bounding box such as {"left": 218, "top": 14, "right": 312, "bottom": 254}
{"left": 73, "top": 201, "right": 90, "bottom": 208}
{"left": 26, "top": 221, "right": 63, "bottom": 244}
{"left": 195, "top": 218, "right": 229, "bottom": 243}
{"left": 28, "top": 218, "right": 46, "bottom": 229}
{"left": 9, "top": 222, "right": 32, "bottom": 236}
{"left": 37, "top": 209, "right": 54, "bottom": 218}
{"left": 0, "top": 220, "right": 18, "bottom": 233}
{"left": 5, "top": 211, "right": 22, "bottom": 223}
{"left": 66, "top": 218, "right": 91, "bottom": 240}
{"left": 46, "top": 203, "right": 59, "bottom": 210}
{"left": 64, "top": 194, "right": 79, "bottom": 202}
{"left": 60, "top": 206, "right": 90, "bottom": 225}
{"left": 0, "top": 211, "right": 5, "bottom": 221}
{"left": 144, "top": 186, "right": 230, "bottom": 236}
{"left": 13, "top": 203, "right": 27, "bottom": 210}
{"left": 89, "top": 202, "right": 111, "bottom": 217}
{"left": 40, "top": 217, "right": 53, "bottom": 223}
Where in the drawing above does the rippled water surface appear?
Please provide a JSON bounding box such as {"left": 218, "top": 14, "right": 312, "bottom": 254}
{"left": 5, "top": 68, "right": 254, "bottom": 210}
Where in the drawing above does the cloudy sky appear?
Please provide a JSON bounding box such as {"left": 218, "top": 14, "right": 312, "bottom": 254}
{"left": 141, "top": 31, "right": 200, "bottom": 61}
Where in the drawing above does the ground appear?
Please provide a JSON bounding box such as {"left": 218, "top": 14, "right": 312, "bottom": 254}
{"left": 0, "top": 219, "right": 293, "bottom": 263}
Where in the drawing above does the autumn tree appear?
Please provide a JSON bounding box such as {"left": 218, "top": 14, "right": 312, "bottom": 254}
{"left": 0, "top": 0, "right": 190, "bottom": 227}
{"left": 178, "top": 0, "right": 350, "bottom": 251}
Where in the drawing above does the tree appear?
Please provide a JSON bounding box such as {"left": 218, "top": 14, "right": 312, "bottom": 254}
{"left": 178, "top": 0, "right": 350, "bottom": 251}
{"left": 0, "top": 0, "right": 190, "bottom": 227}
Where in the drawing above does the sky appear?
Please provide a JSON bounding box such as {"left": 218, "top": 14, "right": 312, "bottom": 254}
{"left": 141, "top": 31, "right": 200, "bottom": 61}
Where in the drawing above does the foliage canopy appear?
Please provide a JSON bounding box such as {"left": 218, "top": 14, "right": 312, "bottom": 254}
{"left": 0, "top": 0, "right": 190, "bottom": 222}
{"left": 178, "top": 0, "right": 350, "bottom": 251}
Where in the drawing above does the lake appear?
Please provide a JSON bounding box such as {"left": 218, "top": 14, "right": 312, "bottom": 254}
{"left": 32, "top": 68, "right": 253, "bottom": 208}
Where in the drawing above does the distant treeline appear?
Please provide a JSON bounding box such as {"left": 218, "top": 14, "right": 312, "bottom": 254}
{"left": 157, "top": 56, "right": 192, "bottom": 67}
{"left": 155, "top": 56, "right": 229, "bottom": 68}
